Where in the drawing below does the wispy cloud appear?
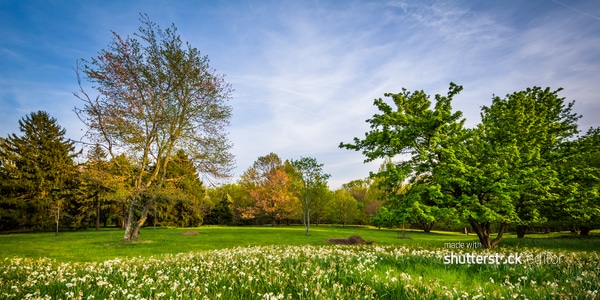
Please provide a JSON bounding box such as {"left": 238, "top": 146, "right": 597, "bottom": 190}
{"left": 1, "top": 0, "right": 599, "bottom": 188}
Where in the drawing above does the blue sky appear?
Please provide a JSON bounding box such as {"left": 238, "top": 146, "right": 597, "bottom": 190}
{"left": 1, "top": 0, "right": 599, "bottom": 188}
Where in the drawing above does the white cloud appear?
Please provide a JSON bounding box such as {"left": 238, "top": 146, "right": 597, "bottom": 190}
{"left": 1, "top": 0, "right": 599, "bottom": 189}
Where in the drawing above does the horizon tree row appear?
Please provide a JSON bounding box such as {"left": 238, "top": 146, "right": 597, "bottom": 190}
{"left": 0, "top": 111, "right": 383, "bottom": 232}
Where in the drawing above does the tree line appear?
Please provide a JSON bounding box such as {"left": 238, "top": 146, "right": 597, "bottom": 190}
{"left": 0, "top": 112, "right": 383, "bottom": 234}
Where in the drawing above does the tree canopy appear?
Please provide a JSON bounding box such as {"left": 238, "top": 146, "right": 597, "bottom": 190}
{"left": 74, "top": 15, "right": 233, "bottom": 241}
{"left": 290, "top": 157, "right": 331, "bottom": 235}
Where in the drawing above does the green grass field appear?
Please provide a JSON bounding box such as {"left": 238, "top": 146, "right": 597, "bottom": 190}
{"left": 1, "top": 226, "right": 599, "bottom": 299}
{"left": 1, "top": 225, "right": 598, "bottom": 262}
{"left": 0, "top": 225, "right": 483, "bottom": 262}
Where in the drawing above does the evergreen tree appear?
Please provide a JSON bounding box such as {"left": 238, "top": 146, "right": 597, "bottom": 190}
{"left": 0, "top": 111, "right": 77, "bottom": 231}
{"left": 73, "top": 144, "right": 117, "bottom": 230}
{"left": 204, "top": 194, "right": 234, "bottom": 225}
{"left": 153, "top": 150, "right": 207, "bottom": 227}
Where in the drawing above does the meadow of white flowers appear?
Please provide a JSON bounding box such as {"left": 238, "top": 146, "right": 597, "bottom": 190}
{"left": 1, "top": 245, "right": 597, "bottom": 299}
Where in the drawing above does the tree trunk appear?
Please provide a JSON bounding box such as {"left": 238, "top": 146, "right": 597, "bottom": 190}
{"left": 415, "top": 221, "right": 434, "bottom": 233}
{"left": 124, "top": 201, "right": 152, "bottom": 241}
{"left": 580, "top": 226, "right": 591, "bottom": 236}
{"left": 122, "top": 203, "right": 127, "bottom": 229}
{"left": 516, "top": 225, "right": 527, "bottom": 238}
{"left": 423, "top": 225, "right": 432, "bottom": 233}
{"left": 470, "top": 221, "right": 507, "bottom": 248}
{"left": 123, "top": 200, "right": 136, "bottom": 241}
{"left": 55, "top": 204, "right": 60, "bottom": 236}
{"left": 95, "top": 196, "right": 100, "bottom": 231}
{"left": 305, "top": 208, "right": 311, "bottom": 235}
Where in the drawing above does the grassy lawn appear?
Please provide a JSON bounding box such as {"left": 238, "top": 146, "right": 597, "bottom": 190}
{"left": 0, "top": 225, "right": 598, "bottom": 262}
{"left": 0, "top": 225, "right": 475, "bottom": 262}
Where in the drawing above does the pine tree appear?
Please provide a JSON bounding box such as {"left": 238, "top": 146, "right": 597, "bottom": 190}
{"left": 153, "top": 150, "right": 207, "bottom": 227}
{"left": 72, "top": 144, "right": 113, "bottom": 230}
{"left": 0, "top": 111, "right": 77, "bottom": 231}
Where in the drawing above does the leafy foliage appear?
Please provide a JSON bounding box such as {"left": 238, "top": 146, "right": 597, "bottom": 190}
{"left": 239, "top": 153, "right": 300, "bottom": 225}
{"left": 341, "top": 83, "right": 588, "bottom": 248}
{"left": 203, "top": 193, "right": 234, "bottom": 225}
{"left": 340, "top": 83, "right": 464, "bottom": 233}
{"left": 290, "top": 157, "right": 331, "bottom": 235}
{"left": 153, "top": 150, "right": 207, "bottom": 227}
{"left": 325, "top": 189, "right": 360, "bottom": 226}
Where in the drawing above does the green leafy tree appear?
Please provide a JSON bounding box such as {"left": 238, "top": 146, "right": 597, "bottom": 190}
{"left": 558, "top": 127, "right": 600, "bottom": 235}
{"left": 0, "top": 111, "right": 77, "bottom": 232}
{"left": 370, "top": 206, "right": 402, "bottom": 229}
{"left": 342, "top": 84, "right": 584, "bottom": 248}
{"left": 105, "top": 154, "right": 136, "bottom": 228}
{"left": 340, "top": 84, "right": 463, "bottom": 234}
{"left": 341, "top": 178, "right": 378, "bottom": 224}
{"left": 74, "top": 15, "right": 233, "bottom": 241}
{"left": 312, "top": 187, "right": 334, "bottom": 226}
{"left": 478, "top": 87, "right": 580, "bottom": 238}
{"left": 326, "top": 189, "right": 360, "bottom": 226}
{"left": 208, "top": 183, "right": 252, "bottom": 225}
{"left": 290, "top": 157, "right": 331, "bottom": 235}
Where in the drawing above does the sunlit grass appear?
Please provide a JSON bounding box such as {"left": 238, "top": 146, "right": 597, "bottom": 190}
{"left": 1, "top": 226, "right": 599, "bottom": 262}
{"left": 0, "top": 226, "right": 481, "bottom": 262}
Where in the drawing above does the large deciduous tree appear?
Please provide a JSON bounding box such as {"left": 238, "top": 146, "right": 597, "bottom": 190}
{"left": 477, "top": 87, "right": 580, "bottom": 239}
{"left": 74, "top": 15, "right": 233, "bottom": 241}
{"left": 240, "top": 153, "right": 299, "bottom": 226}
{"left": 558, "top": 127, "right": 600, "bottom": 235}
{"left": 0, "top": 111, "right": 77, "bottom": 232}
{"left": 326, "top": 189, "right": 359, "bottom": 227}
{"left": 340, "top": 83, "right": 464, "bottom": 234}
{"left": 290, "top": 157, "right": 330, "bottom": 235}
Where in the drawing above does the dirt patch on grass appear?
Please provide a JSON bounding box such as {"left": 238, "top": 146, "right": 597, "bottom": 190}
{"left": 182, "top": 230, "right": 199, "bottom": 236}
{"left": 326, "top": 235, "right": 374, "bottom": 245}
